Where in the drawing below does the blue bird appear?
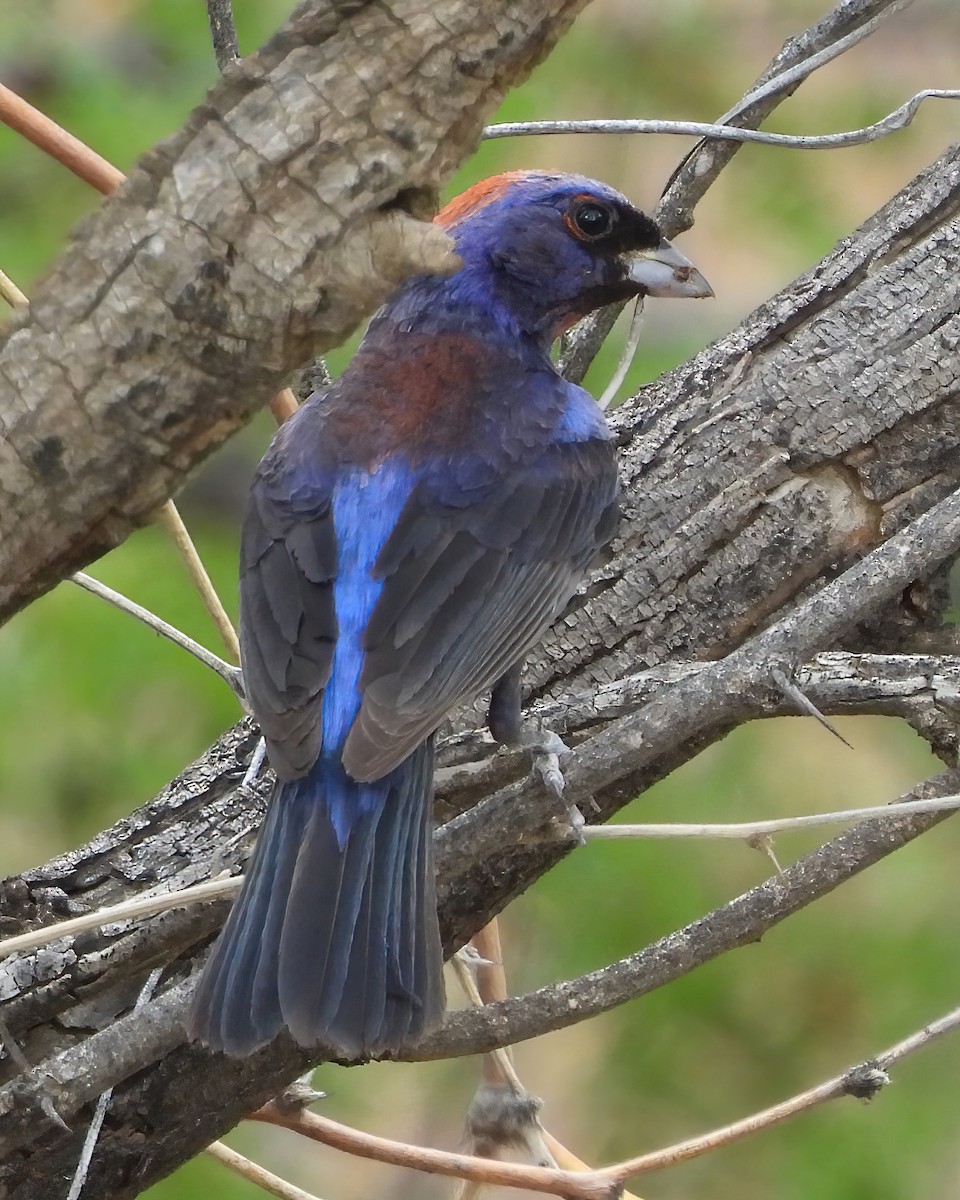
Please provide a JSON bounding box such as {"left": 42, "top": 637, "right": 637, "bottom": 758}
{"left": 189, "top": 171, "right": 712, "bottom": 1058}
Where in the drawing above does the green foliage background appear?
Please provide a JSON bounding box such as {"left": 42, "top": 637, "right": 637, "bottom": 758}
{"left": 1, "top": 2, "right": 958, "bottom": 1197}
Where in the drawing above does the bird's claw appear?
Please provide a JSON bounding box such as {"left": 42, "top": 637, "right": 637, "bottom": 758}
{"left": 524, "top": 729, "right": 584, "bottom": 845}
{"left": 455, "top": 944, "right": 498, "bottom": 971}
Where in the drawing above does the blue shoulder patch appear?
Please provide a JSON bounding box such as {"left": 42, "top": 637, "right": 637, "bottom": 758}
{"left": 555, "top": 383, "right": 612, "bottom": 443}
{"left": 322, "top": 460, "right": 414, "bottom": 756}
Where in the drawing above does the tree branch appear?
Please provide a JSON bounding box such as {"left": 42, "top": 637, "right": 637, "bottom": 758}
{"left": 0, "top": 0, "right": 588, "bottom": 623}
{"left": 420, "top": 771, "right": 959, "bottom": 1059}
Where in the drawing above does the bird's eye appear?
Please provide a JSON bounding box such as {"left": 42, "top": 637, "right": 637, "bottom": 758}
{"left": 570, "top": 201, "right": 615, "bottom": 240}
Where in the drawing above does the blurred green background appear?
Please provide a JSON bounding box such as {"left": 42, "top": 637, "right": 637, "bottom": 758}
{"left": 1, "top": 1, "right": 958, "bottom": 1197}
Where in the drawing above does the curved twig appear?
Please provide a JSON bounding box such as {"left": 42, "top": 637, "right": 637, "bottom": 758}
{"left": 605, "top": 1001, "right": 960, "bottom": 1181}
{"left": 254, "top": 1103, "right": 617, "bottom": 1200}
{"left": 70, "top": 573, "right": 245, "bottom": 701}
{"left": 255, "top": 997, "right": 960, "bottom": 1195}
{"left": 485, "top": 89, "right": 960, "bottom": 149}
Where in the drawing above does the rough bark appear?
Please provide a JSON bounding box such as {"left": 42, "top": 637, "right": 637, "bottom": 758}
{"left": 1, "top": 136, "right": 959, "bottom": 1197}
{"left": 0, "top": 0, "right": 587, "bottom": 622}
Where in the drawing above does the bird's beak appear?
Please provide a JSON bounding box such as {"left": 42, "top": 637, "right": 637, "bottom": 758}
{"left": 626, "top": 240, "right": 714, "bottom": 299}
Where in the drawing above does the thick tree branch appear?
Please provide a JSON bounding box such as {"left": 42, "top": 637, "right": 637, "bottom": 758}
{"left": 435, "top": 650, "right": 960, "bottom": 800}
{"left": 0, "top": 0, "right": 588, "bottom": 622}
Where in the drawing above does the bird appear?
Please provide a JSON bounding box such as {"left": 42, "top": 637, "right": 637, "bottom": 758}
{"left": 189, "top": 170, "right": 712, "bottom": 1059}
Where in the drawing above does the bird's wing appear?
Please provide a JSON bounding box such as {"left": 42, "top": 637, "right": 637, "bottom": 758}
{"left": 342, "top": 436, "right": 618, "bottom": 782}
{"left": 239, "top": 446, "right": 338, "bottom": 780}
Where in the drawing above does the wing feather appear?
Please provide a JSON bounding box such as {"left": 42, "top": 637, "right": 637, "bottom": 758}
{"left": 239, "top": 441, "right": 338, "bottom": 780}
{"left": 343, "top": 438, "right": 618, "bottom": 781}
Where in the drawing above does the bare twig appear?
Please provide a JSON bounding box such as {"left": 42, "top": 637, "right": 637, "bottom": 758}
{"left": 0, "top": 82, "right": 125, "bottom": 194}
{"left": 206, "top": 1140, "right": 325, "bottom": 1200}
{"left": 604, "top": 1001, "right": 960, "bottom": 1182}
{"left": 597, "top": 298, "right": 644, "bottom": 411}
{"left": 0, "top": 877, "right": 242, "bottom": 960}
{"left": 457, "top": 924, "right": 646, "bottom": 1197}
{"left": 658, "top": 0, "right": 917, "bottom": 231}
{"left": 65, "top": 968, "right": 162, "bottom": 1200}
{"left": 485, "top": 88, "right": 960, "bottom": 150}
{"left": 254, "top": 1102, "right": 617, "bottom": 1200}
{"left": 583, "top": 794, "right": 960, "bottom": 841}
{"left": 0, "top": 267, "right": 29, "bottom": 313}
{"left": 205, "top": 0, "right": 240, "bottom": 71}
{"left": 70, "top": 572, "right": 244, "bottom": 699}
{"left": 454, "top": 931, "right": 524, "bottom": 1094}
{"left": 419, "top": 773, "right": 959, "bottom": 1060}
{"left": 152, "top": 503, "right": 241, "bottom": 663}
{"left": 558, "top": 0, "right": 913, "bottom": 383}
{"left": 706, "top": 0, "right": 916, "bottom": 136}
{"left": 258, "top": 993, "right": 960, "bottom": 1199}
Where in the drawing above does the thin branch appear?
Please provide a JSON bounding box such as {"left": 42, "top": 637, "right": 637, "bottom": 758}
{"left": 454, "top": 942, "right": 524, "bottom": 1095}
{"left": 0, "top": 877, "right": 242, "bottom": 960}
{"left": 152, "top": 502, "right": 241, "bottom": 663}
{"left": 205, "top": 0, "right": 240, "bottom": 71}
{"left": 0, "top": 267, "right": 29, "bottom": 313}
{"left": 65, "top": 968, "right": 162, "bottom": 1200}
{"left": 604, "top": 1001, "right": 960, "bottom": 1182}
{"left": 0, "top": 82, "right": 125, "bottom": 194}
{"left": 597, "top": 298, "right": 643, "bottom": 411}
{"left": 254, "top": 1103, "right": 617, "bottom": 1200}
{"left": 255, "top": 1001, "right": 960, "bottom": 1196}
{"left": 206, "top": 1140, "right": 325, "bottom": 1200}
{"left": 457, "top": 925, "right": 645, "bottom": 1198}
{"left": 558, "top": 0, "right": 911, "bottom": 383}
{"left": 70, "top": 572, "right": 244, "bottom": 700}
{"left": 417, "top": 772, "right": 959, "bottom": 1060}
{"left": 658, "top": 0, "right": 916, "bottom": 229}
{"left": 484, "top": 89, "right": 960, "bottom": 150}
{"left": 261, "top": 992, "right": 960, "bottom": 1200}
{"left": 583, "top": 795, "right": 960, "bottom": 840}
{"left": 707, "top": 0, "right": 916, "bottom": 133}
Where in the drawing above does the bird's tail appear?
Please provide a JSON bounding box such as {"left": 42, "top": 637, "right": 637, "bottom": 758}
{"left": 189, "top": 741, "right": 443, "bottom": 1058}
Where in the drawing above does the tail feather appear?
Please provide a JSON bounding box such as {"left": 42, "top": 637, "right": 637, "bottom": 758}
{"left": 189, "top": 741, "right": 443, "bottom": 1058}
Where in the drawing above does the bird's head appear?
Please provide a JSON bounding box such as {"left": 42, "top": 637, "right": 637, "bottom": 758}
{"left": 434, "top": 170, "right": 712, "bottom": 341}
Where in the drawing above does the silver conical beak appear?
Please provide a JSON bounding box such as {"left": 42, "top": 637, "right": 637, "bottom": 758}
{"left": 627, "top": 239, "right": 713, "bottom": 299}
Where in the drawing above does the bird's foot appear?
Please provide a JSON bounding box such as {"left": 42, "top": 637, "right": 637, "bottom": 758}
{"left": 521, "top": 728, "right": 584, "bottom": 844}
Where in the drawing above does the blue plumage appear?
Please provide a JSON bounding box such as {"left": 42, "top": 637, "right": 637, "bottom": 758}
{"left": 322, "top": 464, "right": 414, "bottom": 763}
{"left": 190, "top": 171, "right": 711, "bottom": 1057}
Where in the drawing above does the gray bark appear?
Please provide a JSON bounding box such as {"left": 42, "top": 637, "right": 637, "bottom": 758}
{"left": 0, "top": 3, "right": 959, "bottom": 1195}
{"left": 0, "top": 0, "right": 587, "bottom": 623}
